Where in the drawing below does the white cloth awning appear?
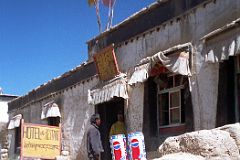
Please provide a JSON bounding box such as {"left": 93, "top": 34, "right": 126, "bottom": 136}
{"left": 128, "top": 43, "right": 192, "bottom": 85}
{"left": 205, "top": 33, "right": 240, "bottom": 63}
{"left": 149, "top": 51, "right": 191, "bottom": 75}
{"left": 41, "top": 102, "right": 61, "bottom": 120}
{"left": 128, "top": 63, "right": 151, "bottom": 85}
{"left": 204, "top": 19, "right": 240, "bottom": 63}
{"left": 8, "top": 114, "right": 22, "bottom": 129}
{"left": 88, "top": 74, "right": 128, "bottom": 105}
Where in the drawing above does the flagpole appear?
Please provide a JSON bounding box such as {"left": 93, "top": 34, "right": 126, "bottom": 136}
{"left": 106, "top": 0, "right": 116, "bottom": 30}
{"left": 95, "top": 0, "right": 102, "bottom": 33}
{"left": 106, "top": 0, "right": 111, "bottom": 30}
{"left": 110, "top": 0, "right": 116, "bottom": 28}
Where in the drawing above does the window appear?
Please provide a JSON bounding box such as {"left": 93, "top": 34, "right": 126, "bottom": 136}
{"left": 156, "top": 74, "right": 186, "bottom": 127}
{"left": 48, "top": 117, "right": 60, "bottom": 126}
{"left": 14, "top": 126, "right": 21, "bottom": 154}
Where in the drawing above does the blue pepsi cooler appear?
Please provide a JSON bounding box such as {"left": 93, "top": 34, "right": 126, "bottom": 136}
{"left": 127, "top": 132, "right": 147, "bottom": 160}
{"left": 110, "top": 134, "right": 128, "bottom": 160}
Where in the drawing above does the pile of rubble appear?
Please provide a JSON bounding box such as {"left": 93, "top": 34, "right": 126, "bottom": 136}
{"left": 154, "top": 123, "right": 240, "bottom": 160}
{"left": 1, "top": 148, "right": 8, "bottom": 160}
{"left": 0, "top": 122, "right": 9, "bottom": 160}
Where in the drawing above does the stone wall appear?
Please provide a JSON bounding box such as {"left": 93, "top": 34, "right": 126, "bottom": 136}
{"left": 84, "top": 0, "right": 240, "bottom": 158}
{"left": 8, "top": 76, "right": 98, "bottom": 160}
{"left": 0, "top": 123, "right": 8, "bottom": 160}
{"left": 61, "top": 77, "right": 97, "bottom": 159}
{"left": 126, "top": 84, "right": 145, "bottom": 133}
{"left": 6, "top": 0, "right": 240, "bottom": 159}
{"left": 112, "top": 0, "right": 240, "bottom": 130}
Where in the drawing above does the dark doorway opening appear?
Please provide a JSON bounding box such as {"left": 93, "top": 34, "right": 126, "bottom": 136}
{"left": 216, "top": 57, "right": 235, "bottom": 127}
{"left": 96, "top": 97, "right": 124, "bottom": 160}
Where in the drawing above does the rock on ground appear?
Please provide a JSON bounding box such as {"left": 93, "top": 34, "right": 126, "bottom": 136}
{"left": 158, "top": 123, "right": 240, "bottom": 159}
{"left": 153, "top": 152, "right": 205, "bottom": 160}
{"left": 216, "top": 123, "right": 240, "bottom": 151}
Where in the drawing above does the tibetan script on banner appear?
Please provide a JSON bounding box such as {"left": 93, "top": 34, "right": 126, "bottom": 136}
{"left": 21, "top": 123, "right": 61, "bottom": 159}
{"left": 94, "top": 44, "right": 120, "bottom": 81}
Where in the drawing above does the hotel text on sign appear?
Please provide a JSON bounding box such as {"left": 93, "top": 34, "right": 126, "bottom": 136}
{"left": 94, "top": 45, "right": 120, "bottom": 81}
{"left": 21, "top": 123, "right": 61, "bottom": 159}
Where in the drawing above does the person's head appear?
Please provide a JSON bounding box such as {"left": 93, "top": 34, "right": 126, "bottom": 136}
{"left": 117, "top": 111, "right": 124, "bottom": 122}
{"left": 90, "top": 114, "right": 101, "bottom": 126}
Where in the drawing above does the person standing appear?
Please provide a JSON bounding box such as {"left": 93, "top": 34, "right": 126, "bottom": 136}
{"left": 109, "top": 111, "right": 126, "bottom": 136}
{"left": 87, "top": 114, "right": 104, "bottom": 160}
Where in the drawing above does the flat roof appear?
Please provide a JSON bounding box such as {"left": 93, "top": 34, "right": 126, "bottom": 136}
{"left": 0, "top": 94, "right": 18, "bottom": 98}
{"left": 87, "top": 0, "right": 170, "bottom": 43}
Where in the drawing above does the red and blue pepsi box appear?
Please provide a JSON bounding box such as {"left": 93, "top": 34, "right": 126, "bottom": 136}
{"left": 110, "top": 134, "right": 128, "bottom": 160}
{"left": 127, "top": 132, "right": 147, "bottom": 160}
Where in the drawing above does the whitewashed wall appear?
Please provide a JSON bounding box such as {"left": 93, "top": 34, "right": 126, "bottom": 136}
{"left": 0, "top": 101, "right": 9, "bottom": 123}
{"left": 0, "top": 101, "right": 9, "bottom": 157}
{"left": 7, "top": 0, "right": 240, "bottom": 159}
{"left": 125, "top": 84, "right": 145, "bottom": 133}
{"left": 61, "top": 77, "right": 98, "bottom": 159}
{"left": 8, "top": 76, "right": 98, "bottom": 159}
{"left": 8, "top": 99, "right": 49, "bottom": 158}
{"left": 112, "top": 0, "right": 240, "bottom": 131}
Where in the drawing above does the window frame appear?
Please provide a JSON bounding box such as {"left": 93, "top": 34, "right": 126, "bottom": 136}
{"left": 47, "top": 117, "right": 61, "bottom": 127}
{"left": 169, "top": 89, "right": 182, "bottom": 124}
{"left": 157, "top": 74, "right": 185, "bottom": 129}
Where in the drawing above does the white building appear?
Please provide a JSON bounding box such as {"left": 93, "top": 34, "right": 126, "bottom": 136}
{"left": 0, "top": 94, "right": 17, "bottom": 123}
{"left": 7, "top": 0, "right": 240, "bottom": 159}
{"left": 0, "top": 93, "right": 17, "bottom": 155}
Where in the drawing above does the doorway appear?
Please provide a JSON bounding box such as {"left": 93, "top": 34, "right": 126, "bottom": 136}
{"left": 96, "top": 97, "right": 124, "bottom": 160}
{"left": 216, "top": 57, "right": 235, "bottom": 126}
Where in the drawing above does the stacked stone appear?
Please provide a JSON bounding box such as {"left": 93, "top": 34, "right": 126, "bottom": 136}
{"left": 1, "top": 148, "right": 8, "bottom": 160}
{"left": 0, "top": 123, "right": 9, "bottom": 160}
{"left": 56, "top": 139, "right": 71, "bottom": 160}
{"left": 56, "top": 151, "right": 70, "bottom": 160}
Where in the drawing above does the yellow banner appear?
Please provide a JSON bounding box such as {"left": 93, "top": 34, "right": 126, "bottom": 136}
{"left": 94, "top": 44, "right": 120, "bottom": 81}
{"left": 21, "top": 123, "right": 61, "bottom": 159}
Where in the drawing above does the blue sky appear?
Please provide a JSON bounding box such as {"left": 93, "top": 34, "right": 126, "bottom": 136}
{"left": 0, "top": 0, "right": 156, "bottom": 96}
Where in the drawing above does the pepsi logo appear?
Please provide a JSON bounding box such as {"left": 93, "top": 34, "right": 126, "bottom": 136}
{"left": 113, "top": 141, "right": 121, "bottom": 150}
{"left": 131, "top": 139, "right": 139, "bottom": 148}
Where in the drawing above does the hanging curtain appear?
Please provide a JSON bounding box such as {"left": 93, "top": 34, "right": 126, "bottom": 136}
{"left": 128, "top": 43, "right": 192, "bottom": 85}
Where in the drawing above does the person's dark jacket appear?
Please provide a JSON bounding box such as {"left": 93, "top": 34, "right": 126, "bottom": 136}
{"left": 87, "top": 123, "right": 104, "bottom": 159}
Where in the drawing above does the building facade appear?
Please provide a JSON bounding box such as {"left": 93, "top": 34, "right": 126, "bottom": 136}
{"left": 0, "top": 94, "right": 17, "bottom": 159}
{"left": 8, "top": 0, "right": 240, "bottom": 159}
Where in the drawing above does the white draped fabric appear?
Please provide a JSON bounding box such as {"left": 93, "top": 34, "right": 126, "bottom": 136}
{"left": 88, "top": 74, "right": 128, "bottom": 105}
{"left": 8, "top": 114, "right": 22, "bottom": 129}
{"left": 41, "top": 102, "right": 61, "bottom": 119}
{"left": 205, "top": 31, "right": 240, "bottom": 63}
{"left": 128, "top": 63, "right": 151, "bottom": 85}
{"left": 128, "top": 44, "right": 192, "bottom": 85}
{"left": 203, "top": 18, "right": 240, "bottom": 63}
{"left": 150, "top": 51, "right": 191, "bottom": 76}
